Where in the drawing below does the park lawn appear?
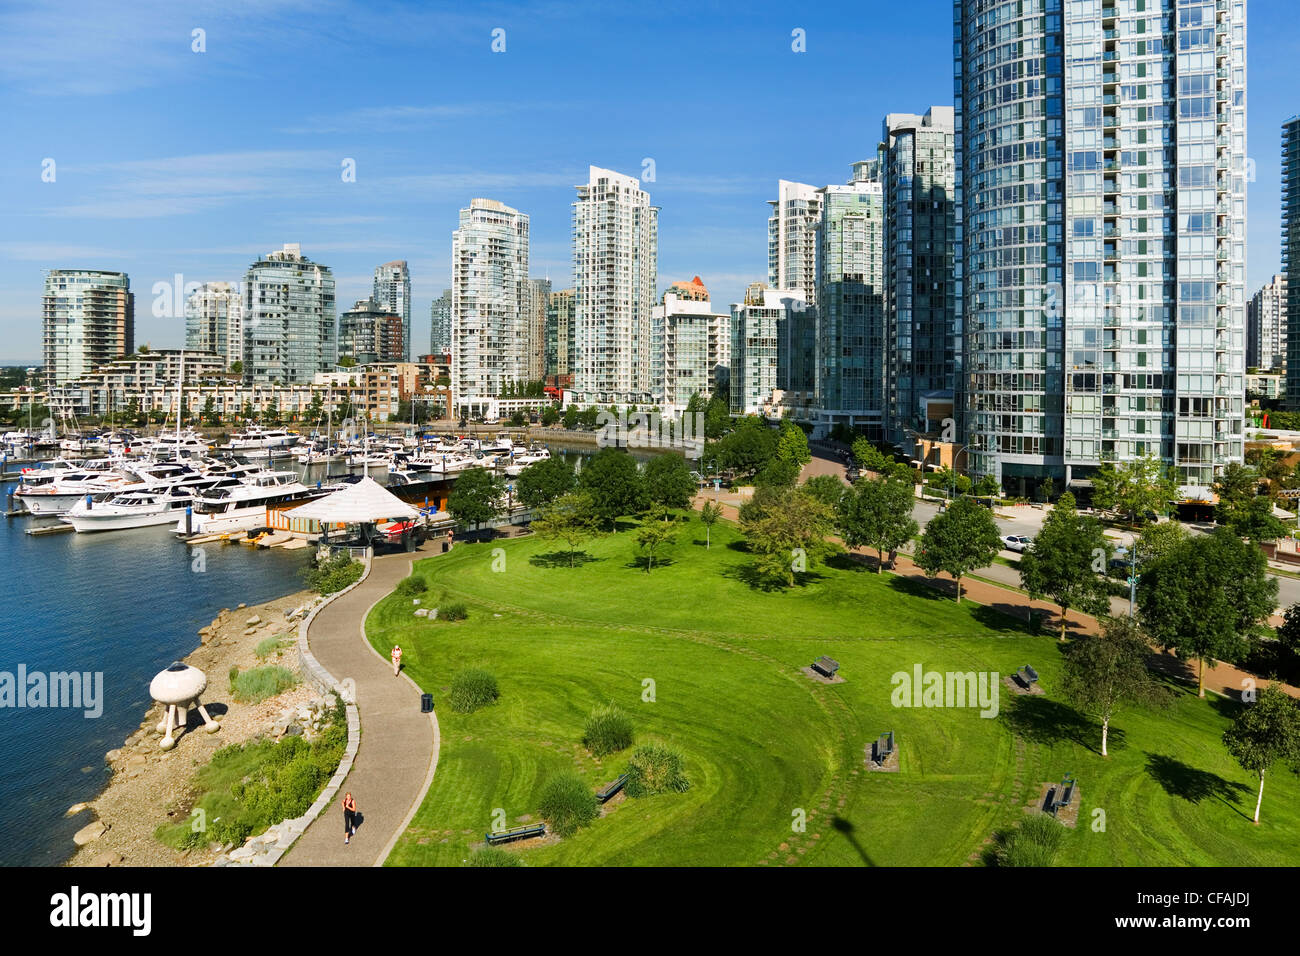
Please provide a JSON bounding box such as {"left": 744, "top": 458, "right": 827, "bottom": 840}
{"left": 367, "top": 513, "right": 1300, "bottom": 867}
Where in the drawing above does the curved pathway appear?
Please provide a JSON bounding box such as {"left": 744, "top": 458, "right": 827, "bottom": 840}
{"left": 281, "top": 547, "right": 440, "bottom": 867}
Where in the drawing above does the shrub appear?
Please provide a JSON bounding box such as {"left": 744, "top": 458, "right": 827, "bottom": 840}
{"left": 468, "top": 847, "right": 523, "bottom": 867}
{"left": 155, "top": 693, "right": 348, "bottom": 850}
{"left": 440, "top": 601, "right": 468, "bottom": 622}
{"left": 255, "top": 635, "right": 287, "bottom": 659}
{"left": 582, "top": 701, "right": 634, "bottom": 757}
{"left": 994, "top": 814, "right": 1064, "bottom": 867}
{"left": 624, "top": 743, "right": 691, "bottom": 797}
{"left": 395, "top": 576, "right": 427, "bottom": 598}
{"left": 303, "top": 551, "right": 364, "bottom": 595}
{"left": 537, "top": 771, "right": 598, "bottom": 837}
{"left": 448, "top": 667, "right": 499, "bottom": 714}
{"left": 230, "top": 665, "right": 299, "bottom": 704}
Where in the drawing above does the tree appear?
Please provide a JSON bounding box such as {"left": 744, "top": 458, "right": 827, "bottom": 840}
{"left": 541, "top": 405, "right": 560, "bottom": 426}
{"left": 975, "top": 474, "right": 1001, "bottom": 499}
{"left": 916, "top": 496, "right": 1001, "bottom": 602}
{"left": 563, "top": 406, "right": 579, "bottom": 429}
{"left": 740, "top": 486, "right": 835, "bottom": 587}
{"left": 201, "top": 395, "right": 219, "bottom": 426}
{"left": 1214, "top": 462, "right": 1261, "bottom": 526}
{"left": 1276, "top": 604, "right": 1300, "bottom": 678}
{"left": 634, "top": 509, "right": 677, "bottom": 573}
{"left": 229, "top": 360, "right": 243, "bottom": 376}
{"left": 1133, "top": 520, "right": 1187, "bottom": 568}
{"left": 851, "top": 437, "right": 890, "bottom": 474}
{"left": 530, "top": 491, "right": 603, "bottom": 567}
{"left": 1222, "top": 683, "right": 1300, "bottom": 824}
{"left": 1091, "top": 453, "right": 1180, "bottom": 521}
{"left": 1060, "top": 616, "right": 1169, "bottom": 756}
{"left": 1018, "top": 492, "right": 1113, "bottom": 640}
{"left": 644, "top": 453, "right": 697, "bottom": 512}
{"left": 801, "top": 474, "right": 847, "bottom": 511}
{"left": 1226, "top": 494, "right": 1288, "bottom": 543}
{"left": 838, "top": 473, "right": 918, "bottom": 573}
{"left": 509, "top": 409, "right": 527, "bottom": 428}
{"left": 338, "top": 355, "right": 358, "bottom": 368}
{"left": 446, "top": 467, "right": 504, "bottom": 528}
{"left": 712, "top": 417, "right": 778, "bottom": 478}
{"left": 699, "top": 501, "right": 723, "bottom": 549}
{"left": 1137, "top": 528, "right": 1278, "bottom": 697}
{"left": 577, "top": 448, "right": 647, "bottom": 527}
{"left": 515, "top": 455, "right": 576, "bottom": 509}
{"left": 704, "top": 395, "right": 730, "bottom": 439}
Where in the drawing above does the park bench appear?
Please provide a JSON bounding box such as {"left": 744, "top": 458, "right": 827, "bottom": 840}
{"left": 484, "top": 822, "right": 546, "bottom": 846}
{"left": 872, "top": 731, "right": 895, "bottom": 765}
{"left": 1017, "top": 665, "right": 1039, "bottom": 689}
{"left": 1050, "top": 774, "right": 1076, "bottom": 814}
{"left": 812, "top": 656, "right": 841, "bottom": 679}
{"left": 595, "top": 773, "right": 629, "bottom": 804}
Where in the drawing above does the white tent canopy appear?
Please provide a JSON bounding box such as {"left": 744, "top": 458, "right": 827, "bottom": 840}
{"left": 286, "top": 476, "right": 419, "bottom": 523}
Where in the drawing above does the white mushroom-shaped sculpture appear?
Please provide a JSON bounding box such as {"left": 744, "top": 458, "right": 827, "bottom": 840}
{"left": 149, "top": 661, "right": 220, "bottom": 750}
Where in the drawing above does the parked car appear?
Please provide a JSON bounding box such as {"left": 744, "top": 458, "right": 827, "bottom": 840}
{"left": 1001, "top": 534, "right": 1033, "bottom": 553}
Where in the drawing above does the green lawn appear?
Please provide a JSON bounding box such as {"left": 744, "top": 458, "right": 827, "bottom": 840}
{"left": 366, "top": 514, "right": 1300, "bottom": 866}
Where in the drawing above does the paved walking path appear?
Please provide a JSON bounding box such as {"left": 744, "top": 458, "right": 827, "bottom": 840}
{"left": 281, "top": 547, "right": 440, "bottom": 867}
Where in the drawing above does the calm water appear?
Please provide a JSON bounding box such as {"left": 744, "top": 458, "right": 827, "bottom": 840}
{"left": 0, "top": 477, "right": 310, "bottom": 867}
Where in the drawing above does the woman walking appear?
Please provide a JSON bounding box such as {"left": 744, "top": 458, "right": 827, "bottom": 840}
{"left": 391, "top": 643, "right": 403, "bottom": 677}
{"left": 342, "top": 792, "right": 357, "bottom": 844}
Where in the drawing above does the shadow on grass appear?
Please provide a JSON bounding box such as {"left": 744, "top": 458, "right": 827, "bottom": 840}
{"left": 1143, "top": 752, "right": 1252, "bottom": 816}
{"left": 999, "top": 694, "right": 1120, "bottom": 755}
{"left": 825, "top": 552, "right": 872, "bottom": 574}
{"left": 886, "top": 572, "right": 948, "bottom": 602}
{"left": 529, "top": 550, "right": 600, "bottom": 569}
{"left": 830, "top": 816, "right": 876, "bottom": 867}
{"left": 625, "top": 556, "right": 678, "bottom": 572}
{"left": 719, "top": 560, "right": 828, "bottom": 592}
{"left": 971, "top": 603, "right": 1040, "bottom": 637}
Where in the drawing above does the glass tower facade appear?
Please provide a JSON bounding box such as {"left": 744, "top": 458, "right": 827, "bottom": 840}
{"left": 185, "top": 281, "right": 243, "bottom": 371}
{"left": 1284, "top": 117, "right": 1300, "bottom": 406}
{"left": 956, "top": 0, "right": 1247, "bottom": 492}
{"left": 881, "top": 107, "right": 959, "bottom": 443}
{"left": 242, "top": 244, "right": 336, "bottom": 386}
{"left": 815, "top": 161, "right": 885, "bottom": 434}
{"left": 371, "top": 261, "right": 411, "bottom": 361}
{"left": 42, "top": 270, "right": 134, "bottom": 387}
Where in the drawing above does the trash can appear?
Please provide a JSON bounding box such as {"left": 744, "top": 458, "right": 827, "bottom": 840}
{"left": 420, "top": 693, "right": 434, "bottom": 713}
{"left": 441, "top": 541, "right": 449, "bottom": 553}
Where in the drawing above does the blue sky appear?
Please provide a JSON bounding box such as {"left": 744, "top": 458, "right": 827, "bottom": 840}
{"left": 1, "top": 0, "right": 1296, "bottom": 363}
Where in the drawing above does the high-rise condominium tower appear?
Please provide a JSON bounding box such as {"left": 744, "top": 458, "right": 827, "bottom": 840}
{"left": 42, "top": 270, "right": 134, "bottom": 387}
{"left": 338, "top": 298, "right": 405, "bottom": 365}
{"left": 242, "top": 243, "right": 336, "bottom": 385}
{"left": 547, "top": 288, "right": 576, "bottom": 379}
{"left": 372, "top": 261, "right": 411, "bottom": 361}
{"left": 430, "top": 288, "right": 452, "bottom": 356}
{"left": 815, "top": 161, "right": 885, "bottom": 435}
{"left": 1247, "top": 274, "right": 1286, "bottom": 371}
{"left": 185, "top": 281, "right": 243, "bottom": 371}
{"left": 768, "top": 181, "right": 822, "bottom": 304}
{"left": 572, "top": 166, "right": 658, "bottom": 405}
{"left": 955, "top": 0, "right": 1247, "bottom": 492}
{"left": 1284, "top": 117, "right": 1300, "bottom": 405}
{"left": 881, "top": 107, "right": 959, "bottom": 442}
{"left": 527, "top": 278, "right": 551, "bottom": 381}
{"left": 450, "top": 198, "right": 529, "bottom": 417}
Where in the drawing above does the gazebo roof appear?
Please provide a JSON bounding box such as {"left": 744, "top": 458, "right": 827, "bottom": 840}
{"left": 286, "top": 476, "right": 419, "bottom": 523}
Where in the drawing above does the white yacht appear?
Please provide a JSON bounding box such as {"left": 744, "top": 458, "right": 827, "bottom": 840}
{"left": 139, "top": 431, "right": 210, "bottom": 459}
{"left": 504, "top": 447, "right": 552, "bottom": 476}
{"left": 13, "top": 467, "right": 142, "bottom": 515}
{"left": 219, "top": 426, "right": 301, "bottom": 452}
{"left": 175, "top": 470, "right": 323, "bottom": 536}
{"left": 63, "top": 485, "right": 201, "bottom": 532}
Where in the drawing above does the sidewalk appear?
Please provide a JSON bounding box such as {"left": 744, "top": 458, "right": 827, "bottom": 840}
{"left": 281, "top": 548, "right": 440, "bottom": 867}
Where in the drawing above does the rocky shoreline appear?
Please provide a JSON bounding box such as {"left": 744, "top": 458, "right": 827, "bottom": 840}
{"left": 64, "top": 588, "right": 328, "bottom": 867}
